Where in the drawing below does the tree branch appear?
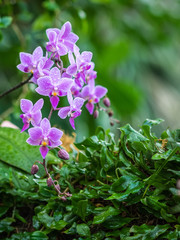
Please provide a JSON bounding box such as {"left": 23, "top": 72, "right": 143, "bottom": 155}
{"left": 0, "top": 74, "right": 33, "bottom": 99}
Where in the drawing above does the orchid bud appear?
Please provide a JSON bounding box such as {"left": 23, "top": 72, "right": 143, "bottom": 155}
{"left": 93, "top": 110, "right": 99, "bottom": 119}
{"left": 110, "top": 121, "right": 114, "bottom": 126}
{"left": 55, "top": 184, "right": 60, "bottom": 192}
{"left": 61, "top": 196, "right": 67, "bottom": 201}
{"left": 65, "top": 192, "right": 72, "bottom": 197}
{"left": 47, "top": 177, "right": 53, "bottom": 187}
{"left": 108, "top": 110, "right": 113, "bottom": 117}
{"left": 103, "top": 97, "right": 111, "bottom": 107}
{"left": 58, "top": 149, "right": 69, "bottom": 160}
{"left": 31, "top": 164, "right": 39, "bottom": 175}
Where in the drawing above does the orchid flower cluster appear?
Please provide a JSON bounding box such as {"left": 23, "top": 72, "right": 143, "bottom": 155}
{"left": 17, "top": 21, "right": 111, "bottom": 199}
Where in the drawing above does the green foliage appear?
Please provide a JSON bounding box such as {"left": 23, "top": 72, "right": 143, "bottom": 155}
{"left": 1, "top": 0, "right": 180, "bottom": 138}
{"left": 0, "top": 119, "right": 180, "bottom": 239}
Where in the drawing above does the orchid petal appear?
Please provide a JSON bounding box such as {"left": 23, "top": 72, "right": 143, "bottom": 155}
{"left": 48, "top": 127, "right": 63, "bottom": 142}
{"left": 28, "top": 127, "right": 43, "bottom": 141}
{"left": 68, "top": 33, "right": 79, "bottom": 43}
{"left": 72, "top": 111, "right": 81, "bottom": 119}
{"left": 40, "top": 146, "right": 49, "bottom": 158}
{"left": 66, "top": 64, "right": 77, "bottom": 75}
{"left": 58, "top": 107, "right": 70, "bottom": 119}
{"left": 67, "top": 91, "right": 73, "bottom": 105}
{"left": 46, "top": 30, "right": 57, "bottom": 42}
{"left": 95, "top": 86, "right": 107, "bottom": 99}
{"left": 61, "top": 21, "right": 71, "bottom": 38}
{"left": 58, "top": 78, "right": 73, "bottom": 93}
{"left": 31, "top": 111, "right": 42, "bottom": 126}
{"left": 21, "top": 123, "right": 29, "bottom": 132}
{"left": 73, "top": 97, "right": 85, "bottom": 109}
{"left": 57, "top": 43, "right": 68, "bottom": 56}
{"left": 50, "top": 67, "right": 61, "bottom": 85}
{"left": 69, "top": 117, "right": 75, "bottom": 130}
{"left": 81, "top": 85, "right": 90, "bottom": 98}
{"left": 81, "top": 51, "right": 93, "bottom": 62}
{"left": 50, "top": 140, "right": 62, "bottom": 148}
{"left": 26, "top": 137, "right": 41, "bottom": 146}
{"left": 50, "top": 96, "right": 59, "bottom": 109}
{"left": 20, "top": 99, "right": 33, "bottom": 113}
{"left": 32, "top": 46, "right": 43, "bottom": 63}
{"left": 63, "top": 40, "right": 74, "bottom": 51}
{"left": 17, "top": 64, "right": 28, "bottom": 73}
{"left": 40, "top": 118, "right": 51, "bottom": 136}
{"left": 36, "top": 77, "right": 52, "bottom": 96}
{"left": 68, "top": 51, "right": 75, "bottom": 65}
{"left": 86, "top": 102, "right": 94, "bottom": 114}
{"left": 20, "top": 52, "right": 32, "bottom": 66}
{"left": 32, "top": 99, "right": 44, "bottom": 112}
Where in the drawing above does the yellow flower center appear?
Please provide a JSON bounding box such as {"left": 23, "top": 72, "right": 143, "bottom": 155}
{"left": 52, "top": 91, "right": 58, "bottom": 96}
{"left": 52, "top": 87, "right": 58, "bottom": 96}
{"left": 42, "top": 137, "right": 48, "bottom": 146}
{"left": 42, "top": 141, "right": 47, "bottom": 146}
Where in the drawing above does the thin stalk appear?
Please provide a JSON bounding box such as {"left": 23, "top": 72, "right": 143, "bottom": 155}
{"left": 0, "top": 74, "right": 33, "bottom": 99}
{"left": 48, "top": 107, "right": 54, "bottom": 121}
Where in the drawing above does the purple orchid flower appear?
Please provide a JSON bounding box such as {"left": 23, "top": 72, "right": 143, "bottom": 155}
{"left": 17, "top": 46, "right": 53, "bottom": 84}
{"left": 58, "top": 91, "right": 85, "bottom": 129}
{"left": 81, "top": 79, "right": 107, "bottom": 114}
{"left": 66, "top": 46, "right": 94, "bottom": 88}
{"left": 20, "top": 98, "right": 44, "bottom": 132}
{"left": 35, "top": 67, "right": 73, "bottom": 109}
{"left": 27, "top": 118, "right": 63, "bottom": 158}
{"left": 46, "top": 21, "right": 79, "bottom": 57}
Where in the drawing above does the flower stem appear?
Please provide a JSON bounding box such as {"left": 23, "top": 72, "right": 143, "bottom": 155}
{"left": 48, "top": 107, "right": 54, "bottom": 121}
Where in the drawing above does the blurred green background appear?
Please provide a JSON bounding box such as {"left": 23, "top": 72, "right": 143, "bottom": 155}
{"left": 0, "top": 0, "right": 180, "bottom": 141}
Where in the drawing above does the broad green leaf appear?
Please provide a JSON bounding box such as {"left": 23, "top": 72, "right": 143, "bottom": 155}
{"left": 103, "top": 215, "right": 133, "bottom": 229}
{"left": 129, "top": 224, "right": 170, "bottom": 240}
{"left": 76, "top": 224, "right": 91, "bottom": 237}
{"left": 0, "top": 206, "right": 9, "bottom": 218}
{"left": 161, "top": 209, "right": 176, "bottom": 223}
{"left": 93, "top": 207, "right": 120, "bottom": 224}
{"left": 107, "top": 181, "right": 144, "bottom": 201}
{"left": 0, "top": 16, "right": 12, "bottom": 28}
{"left": 31, "top": 231, "right": 48, "bottom": 240}
{"left": 141, "top": 196, "right": 167, "bottom": 213}
{"left": 111, "top": 174, "right": 139, "bottom": 192}
{"left": 42, "top": 0, "right": 60, "bottom": 11}
{"left": 0, "top": 217, "right": 15, "bottom": 233}
{"left": 33, "top": 13, "right": 53, "bottom": 30}
{"left": 0, "top": 127, "right": 44, "bottom": 175}
{"left": 72, "top": 199, "right": 88, "bottom": 221}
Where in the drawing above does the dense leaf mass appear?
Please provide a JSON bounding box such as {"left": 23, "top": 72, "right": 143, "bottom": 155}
{"left": 0, "top": 119, "right": 180, "bottom": 239}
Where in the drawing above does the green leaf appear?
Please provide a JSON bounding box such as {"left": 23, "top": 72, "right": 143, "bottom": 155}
{"left": 103, "top": 215, "right": 133, "bottom": 229}
{"left": 141, "top": 196, "right": 167, "bottom": 214}
{"left": 76, "top": 224, "right": 91, "bottom": 237}
{"left": 72, "top": 199, "right": 88, "bottom": 221}
{"left": 93, "top": 207, "right": 120, "bottom": 224}
{"left": 42, "top": 0, "right": 60, "bottom": 11}
{"left": 161, "top": 209, "right": 176, "bottom": 222}
{"left": 107, "top": 180, "right": 144, "bottom": 201}
{"left": 31, "top": 231, "right": 48, "bottom": 240}
{"left": 75, "top": 136, "right": 100, "bottom": 150}
{"left": 33, "top": 13, "right": 53, "bottom": 30}
{"left": 0, "top": 206, "right": 10, "bottom": 218}
{"left": 0, "top": 127, "right": 44, "bottom": 175}
{"left": 0, "top": 16, "right": 12, "bottom": 29}
{"left": 0, "top": 217, "right": 15, "bottom": 233}
{"left": 129, "top": 224, "right": 170, "bottom": 240}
